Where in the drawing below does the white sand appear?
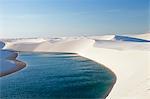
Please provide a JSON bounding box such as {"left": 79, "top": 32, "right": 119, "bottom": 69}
{"left": 3, "top": 33, "right": 150, "bottom": 99}
{"left": 79, "top": 47, "right": 150, "bottom": 99}
{"left": 134, "top": 33, "right": 150, "bottom": 40}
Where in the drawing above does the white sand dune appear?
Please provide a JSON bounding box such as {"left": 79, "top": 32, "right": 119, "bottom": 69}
{"left": 6, "top": 39, "right": 95, "bottom": 53}
{"left": 134, "top": 33, "right": 150, "bottom": 40}
{"left": 11, "top": 38, "right": 46, "bottom": 43}
{"left": 34, "top": 39, "right": 95, "bottom": 53}
{"left": 94, "top": 40, "right": 150, "bottom": 51}
{"left": 89, "top": 35, "right": 115, "bottom": 40}
{"left": 79, "top": 47, "right": 150, "bottom": 99}
{"left": 3, "top": 33, "right": 150, "bottom": 99}
{"left": 5, "top": 42, "right": 43, "bottom": 51}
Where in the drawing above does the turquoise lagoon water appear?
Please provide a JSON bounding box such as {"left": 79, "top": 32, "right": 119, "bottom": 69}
{"left": 0, "top": 52, "right": 116, "bottom": 99}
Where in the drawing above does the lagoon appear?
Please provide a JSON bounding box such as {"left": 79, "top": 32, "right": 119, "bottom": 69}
{"left": 0, "top": 52, "right": 116, "bottom": 99}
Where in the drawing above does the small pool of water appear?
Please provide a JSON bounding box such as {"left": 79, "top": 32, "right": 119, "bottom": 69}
{"left": 0, "top": 52, "right": 116, "bottom": 99}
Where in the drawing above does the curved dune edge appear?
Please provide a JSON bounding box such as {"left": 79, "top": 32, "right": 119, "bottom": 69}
{"left": 3, "top": 35, "right": 150, "bottom": 99}
{"left": 134, "top": 33, "right": 150, "bottom": 40}
{"left": 0, "top": 60, "right": 26, "bottom": 77}
{"left": 0, "top": 41, "right": 26, "bottom": 77}
{"left": 78, "top": 47, "right": 150, "bottom": 99}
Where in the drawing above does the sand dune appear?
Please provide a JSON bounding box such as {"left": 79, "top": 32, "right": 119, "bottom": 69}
{"left": 89, "top": 35, "right": 115, "bottom": 40}
{"left": 79, "top": 47, "right": 150, "bottom": 99}
{"left": 94, "top": 40, "right": 150, "bottom": 51}
{"left": 3, "top": 33, "right": 150, "bottom": 99}
{"left": 10, "top": 38, "right": 46, "bottom": 43}
{"left": 134, "top": 33, "right": 150, "bottom": 40}
{"left": 6, "top": 39, "right": 95, "bottom": 53}
{"left": 34, "top": 39, "right": 95, "bottom": 53}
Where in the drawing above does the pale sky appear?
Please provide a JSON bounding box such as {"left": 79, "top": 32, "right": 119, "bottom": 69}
{"left": 0, "top": 0, "right": 149, "bottom": 38}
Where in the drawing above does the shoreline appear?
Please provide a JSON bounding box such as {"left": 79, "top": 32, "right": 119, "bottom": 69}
{"left": 17, "top": 51, "right": 117, "bottom": 98}
{"left": 0, "top": 60, "right": 26, "bottom": 77}
{"left": 78, "top": 47, "right": 149, "bottom": 99}
{"left": 1, "top": 33, "right": 150, "bottom": 99}
{"left": 78, "top": 53, "right": 117, "bottom": 98}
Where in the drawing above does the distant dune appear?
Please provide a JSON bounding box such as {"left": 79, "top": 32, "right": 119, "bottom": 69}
{"left": 1, "top": 33, "right": 150, "bottom": 99}
{"left": 134, "top": 33, "right": 150, "bottom": 40}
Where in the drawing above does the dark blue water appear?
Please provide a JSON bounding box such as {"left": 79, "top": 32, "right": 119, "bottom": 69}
{"left": 0, "top": 52, "right": 116, "bottom": 99}
{"left": 114, "top": 35, "right": 150, "bottom": 42}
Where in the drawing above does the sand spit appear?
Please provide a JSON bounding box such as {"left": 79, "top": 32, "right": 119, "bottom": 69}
{"left": 0, "top": 60, "right": 26, "bottom": 77}
{"left": 0, "top": 42, "right": 26, "bottom": 77}
{"left": 2, "top": 33, "right": 150, "bottom": 99}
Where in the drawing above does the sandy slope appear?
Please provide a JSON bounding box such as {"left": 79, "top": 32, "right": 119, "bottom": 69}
{"left": 94, "top": 40, "right": 150, "bottom": 51}
{"left": 3, "top": 34, "right": 150, "bottom": 99}
{"left": 134, "top": 33, "right": 150, "bottom": 40}
{"left": 6, "top": 38, "right": 95, "bottom": 53}
{"left": 79, "top": 47, "right": 150, "bottom": 99}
